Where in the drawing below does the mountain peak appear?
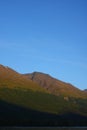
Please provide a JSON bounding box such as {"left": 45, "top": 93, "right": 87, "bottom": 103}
{"left": 0, "top": 64, "right": 19, "bottom": 75}
{"left": 0, "top": 64, "right": 87, "bottom": 98}
{"left": 0, "top": 64, "right": 9, "bottom": 69}
{"left": 24, "top": 72, "right": 87, "bottom": 98}
{"left": 28, "top": 71, "right": 50, "bottom": 76}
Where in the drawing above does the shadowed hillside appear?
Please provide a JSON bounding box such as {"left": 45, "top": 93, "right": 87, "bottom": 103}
{"left": 0, "top": 99, "right": 87, "bottom": 126}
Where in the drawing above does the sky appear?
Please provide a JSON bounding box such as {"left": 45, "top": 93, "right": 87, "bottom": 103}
{"left": 0, "top": 0, "right": 87, "bottom": 90}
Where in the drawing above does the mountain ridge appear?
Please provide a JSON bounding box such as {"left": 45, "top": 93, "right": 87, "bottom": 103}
{"left": 0, "top": 64, "right": 49, "bottom": 93}
{"left": 24, "top": 71, "right": 87, "bottom": 98}
{"left": 0, "top": 64, "right": 87, "bottom": 98}
{"left": 0, "top": 64, "right": 87, "bottom": 126}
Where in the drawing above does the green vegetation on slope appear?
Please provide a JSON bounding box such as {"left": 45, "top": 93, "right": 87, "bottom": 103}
{"left": 0, "top": 87, "right": 87, "bottom": 116}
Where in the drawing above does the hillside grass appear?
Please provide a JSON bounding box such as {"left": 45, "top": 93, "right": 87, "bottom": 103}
{"left": 0, "top": 87, "right": 87, "bottom": 116}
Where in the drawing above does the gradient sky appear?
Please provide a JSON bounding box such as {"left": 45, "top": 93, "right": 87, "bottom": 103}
{"left": 0, "top": 0, "right": 87, "bottom": 90}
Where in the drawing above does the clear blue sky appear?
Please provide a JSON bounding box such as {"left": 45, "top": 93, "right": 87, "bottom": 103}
{"left": 0, "top": 0, "right": 87, "bottom": 90}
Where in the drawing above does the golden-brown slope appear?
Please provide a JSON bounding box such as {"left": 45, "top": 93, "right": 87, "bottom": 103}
{"left": 24, "top": 72, "right": 87, "bottom": 98}
{"left": 0, "top": 65, "right": 49, "bottom": 93}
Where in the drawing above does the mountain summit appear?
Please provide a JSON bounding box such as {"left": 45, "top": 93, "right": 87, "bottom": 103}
{"left": 0, "top": 64, "right": 87, "bottom": 99}
{"left": 24, "top": 72, "right": 87, "bottom": 98}
{"left": 0, "top": 64, "right": 48, "bottom": 93}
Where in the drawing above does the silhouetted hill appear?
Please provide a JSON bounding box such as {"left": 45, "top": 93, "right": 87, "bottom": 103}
{"left": 0, "top": 99, "right": 87, "bottom": 126}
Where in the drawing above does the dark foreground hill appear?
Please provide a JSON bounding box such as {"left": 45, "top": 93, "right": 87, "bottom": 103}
{"left": 0, "top": 64, "right": 87, "bottom": 126}
{"left": 0, "top": 99, "right": 87, "bottom": 126}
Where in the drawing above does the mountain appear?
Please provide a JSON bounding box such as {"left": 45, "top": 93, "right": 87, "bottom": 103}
{"left": 0, "top": 64, "right": 87, "bottom": 126}
{"left": 84, "top": 89, "right": 87, "bottom": 92}
{"left": 0, "top": 64, "right": 49, "bottom": 93}
{"left": 24, "top": 72, "right": 87, "bottom": 98}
